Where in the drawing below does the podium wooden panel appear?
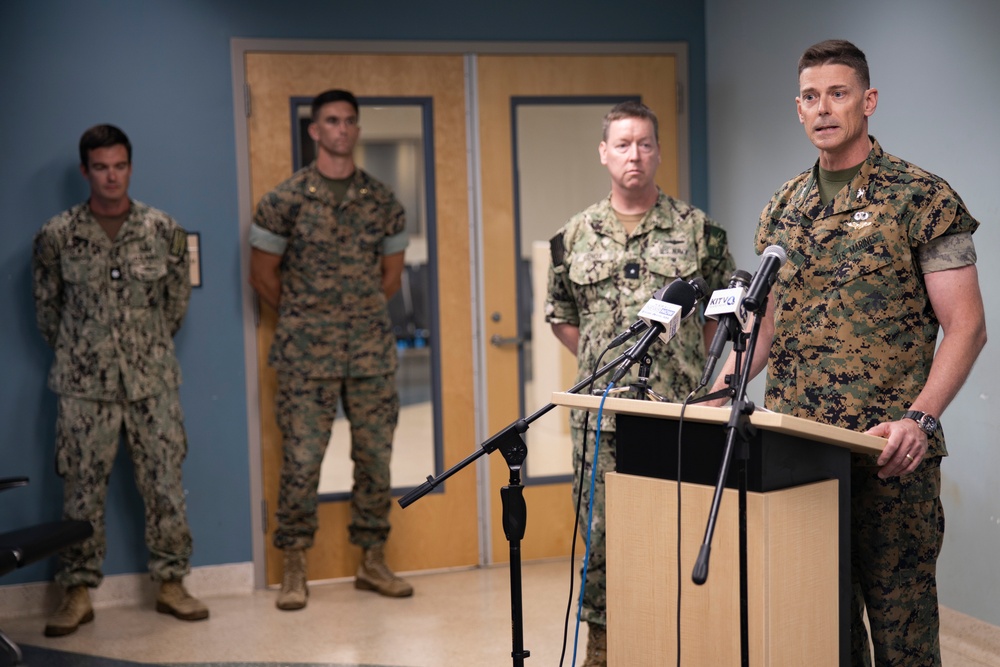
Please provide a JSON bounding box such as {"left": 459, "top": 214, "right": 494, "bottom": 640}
{"left": 607, "top": 474, "right": 838, "bottom": 665}
{"left": 552, "top": 393, "right": 886, "bottom": 667}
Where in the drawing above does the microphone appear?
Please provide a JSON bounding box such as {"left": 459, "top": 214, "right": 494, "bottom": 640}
{"left": 742, "top": 245, "right": 787, "bottom": 313}
{"left": 605, "top": 283, "right": 672, "bottom": 349}
{"left": 606, "top": 320, "right": 649, "bottom": 349}
{"left": 698, "top": 270, "right": 753, "bottom": 387}
{"left": 609, "top": 276, "right": 709, "bottom": 385}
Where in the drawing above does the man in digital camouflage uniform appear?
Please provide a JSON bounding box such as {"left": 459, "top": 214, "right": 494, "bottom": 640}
{"left": 33, "top": 124, "right": 208, "bottom": 636}
{"left": 545, "top": 101, "right": 735, "bottom": 667}
{"left": 709, "top": 40, "right": 986, "bottom": 666}
{"left": 249, "top": 89, "right": 411, "bottom": 610}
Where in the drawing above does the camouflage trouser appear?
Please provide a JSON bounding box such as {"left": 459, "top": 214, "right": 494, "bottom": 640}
{"left": 54, "top": 391, "right": 193, "bottom": 587}
{"left": 273, "top": 373, "right": 399, "bottom": 550}
{"left": 571, "top": 425, "right": 617, "bottom": 628}
{"left": 850, "top": 457, "right": 944, "bottom": 667}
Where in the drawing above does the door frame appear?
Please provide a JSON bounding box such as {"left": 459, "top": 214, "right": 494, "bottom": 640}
{"left": 230, "top": 38, "right": 690, "bottom": 588}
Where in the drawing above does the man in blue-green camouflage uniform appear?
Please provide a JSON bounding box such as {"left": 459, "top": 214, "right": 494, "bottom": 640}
{"left": 249, "top": 89, "right": 412, "bottom": 610}
{"left": 545, "top": 101, "right": 735, "bottom": 667}
{"left": 33, "top": 124, "right": 208, "bottom": 637}
{"left": 709, "top": 41, "right": 986, "bottom": 666}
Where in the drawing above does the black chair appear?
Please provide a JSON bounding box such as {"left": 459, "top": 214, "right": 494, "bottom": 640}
{"left": 0, "top": 477, "right": 92, "bottom": 665}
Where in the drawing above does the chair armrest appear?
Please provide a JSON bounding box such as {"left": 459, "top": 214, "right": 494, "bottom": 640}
{"left": 0, "top": 478, "right": 29, "bottom": 493}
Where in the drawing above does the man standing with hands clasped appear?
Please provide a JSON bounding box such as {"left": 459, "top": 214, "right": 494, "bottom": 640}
{"left": 708, "top": 40, "right": 986, "bottom": 666}
{"left": 546, "top": 101, "right": 735, "bottom": 666}
{"left": 249, "top": 89, "right": 412, "bottom": 610}
{"left": 33, "top": 124, "right": 207, "bottom": 636}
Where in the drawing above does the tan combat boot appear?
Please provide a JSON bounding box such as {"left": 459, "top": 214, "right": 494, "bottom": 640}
{"left": 44, "top": 585, "right": 94, "bottom": 637}
{"left": 156, "top": 580, "right": 209, "bottom": 621}
{"left": 583, "top": 622, "right": 607, "bottom": 667}
{"left": 276, "top": 548, "right": 308, "bottom": 610}
{"left": 354, "top": 544, "right": 413, "bottom": 598}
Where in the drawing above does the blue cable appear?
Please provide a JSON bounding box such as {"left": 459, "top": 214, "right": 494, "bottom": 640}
{"left": 571, "top": 381, "right": 614, "bottom": 666}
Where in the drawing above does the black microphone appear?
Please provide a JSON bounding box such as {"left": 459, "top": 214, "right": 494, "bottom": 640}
{"left": 742, "top": 245, "right": 787, "bottom": 313}
{"left": 698, "top": 270, "right": 753, "bottom": 387}
{"left": 609, "top": 277, "right": 709, "bottom": 385}
{"left": 606, "top": 320, "right": 649, "bottom": 349}
{"left": 605, "top": 283, "right": 671, "bottom": 349}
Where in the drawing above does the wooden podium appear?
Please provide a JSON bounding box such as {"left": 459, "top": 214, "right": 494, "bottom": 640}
{"left": 551, "top": 393, "right": 885, "bottom": 667}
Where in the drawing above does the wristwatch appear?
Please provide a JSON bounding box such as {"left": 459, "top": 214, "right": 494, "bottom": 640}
{"left": 904, "top": 410, "right": 938, "bottom": 436}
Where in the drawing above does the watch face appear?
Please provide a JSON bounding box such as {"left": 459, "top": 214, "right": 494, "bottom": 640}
{"left": 922, "top": 415, "right": 938, "bottom": 434}
{"left": 906, "top": 410, "right": 937, "bottom": 435}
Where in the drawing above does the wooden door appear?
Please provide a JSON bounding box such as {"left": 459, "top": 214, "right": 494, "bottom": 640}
{"left": 244, "top": 52, "right": 478, "bottom": 583}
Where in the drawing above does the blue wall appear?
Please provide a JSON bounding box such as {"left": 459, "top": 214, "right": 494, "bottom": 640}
{"left": 0, "top": 0, "right": 708, "bottom": 584}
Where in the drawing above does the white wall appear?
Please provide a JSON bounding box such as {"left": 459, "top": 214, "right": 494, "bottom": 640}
{"left": 706, "top": 0, "right": 1000, "bottom": 625}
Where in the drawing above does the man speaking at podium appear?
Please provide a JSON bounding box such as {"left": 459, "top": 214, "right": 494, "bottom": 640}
{"left": 709, "top": 41, "right": 987, "bottom": 666}
{"left": 545, "top": 101, "right": 735, "bottom": 666}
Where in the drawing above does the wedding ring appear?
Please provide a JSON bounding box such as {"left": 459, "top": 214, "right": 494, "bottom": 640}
{"left": 905, "top": 454, "right": 913, "bottom": 461}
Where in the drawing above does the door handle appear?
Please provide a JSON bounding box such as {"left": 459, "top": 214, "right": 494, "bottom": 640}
{"left": 490, "top": 334, "right": 523, "bottom": 347}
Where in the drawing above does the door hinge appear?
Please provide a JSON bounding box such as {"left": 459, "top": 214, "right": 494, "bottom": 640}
{"left": 244, "top": 83, "right": 252, "bottom": 118}
{"left": 676, "top": 82, "right": 685, "bottom": 115}
{"left": 261, "top": 498, "right": 268, "bottom": 534}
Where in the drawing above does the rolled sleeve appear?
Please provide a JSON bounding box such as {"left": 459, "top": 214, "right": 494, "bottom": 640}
{"left": 382, "top": 230, "right": 409, "bottom": 256}
{"left": 918, "top": 232, "right": 977, "bottom": 273}
{"left": 249, "top": 222, "right": 288, "bottom": 255}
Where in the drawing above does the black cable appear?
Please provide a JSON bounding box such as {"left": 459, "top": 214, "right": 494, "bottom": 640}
{"left": 558, "top": 344, "right": 611, "bottom": 667}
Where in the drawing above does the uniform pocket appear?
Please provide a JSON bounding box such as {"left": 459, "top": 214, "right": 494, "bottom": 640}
{"left": 647, "top": 254, "right": 698, "bottom": 290}
{"left": 835, "top": 235, "right": 904, "bottom": 335}
{"left": 567, "top": 252, "right": 617, "bottom": 316}
{"left": 61, "top": 239, "right": 101, "bottom": 284}
{"left": 128, "top": 253, "right": 167, "bottom": 307}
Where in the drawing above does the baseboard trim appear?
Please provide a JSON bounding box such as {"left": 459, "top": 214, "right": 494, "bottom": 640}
{"left": 940, "top": 605, "right": 1000, "bottom": 665}
{"left": 0, "top": 562, "right": 254, "bottom": 619}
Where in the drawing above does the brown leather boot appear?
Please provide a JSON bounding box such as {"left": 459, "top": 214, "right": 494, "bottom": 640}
{"left": 583, "top": 622, "right": 607, "bottom": 667}
{"left": 156, "top": 580, "right": 209, "bottom": 621}
{"left": 276, "top": 548, "right": 308, "bottom": 610}
{"left": 354, "top": 544, "right": 413, "bottom": 598}
{"left": 44, "top": 585, "right": 94, "bottom": 637}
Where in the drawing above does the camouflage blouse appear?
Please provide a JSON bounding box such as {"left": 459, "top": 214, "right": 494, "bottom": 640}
{"left": 546, "top": 191, "right": 735, "bottom": 431}
{"left": 33, "top": 201, "right": 191, "bottom": 401}
{"left": 757, "top": 138, "right": 979, "bottom": 458}
{"left": 252, "top": 165, "right": 406, "bottom": 379}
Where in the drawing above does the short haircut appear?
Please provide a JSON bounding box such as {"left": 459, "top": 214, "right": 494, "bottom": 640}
{"left": 602, "top": 100, "right": 659, "bottom": 142}
{"left": 311, "top": 89, "right": 359, "bottom": 121}
{"left": 798, "top": 39, "right": 870, "bottom": 89}
{"left": 79, "top": 124, "right": 132, "bottom": 167}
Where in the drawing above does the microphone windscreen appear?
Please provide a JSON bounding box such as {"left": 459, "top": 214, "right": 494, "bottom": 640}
{"left": 660, "top": 278, "right": 702, "bottom": 317}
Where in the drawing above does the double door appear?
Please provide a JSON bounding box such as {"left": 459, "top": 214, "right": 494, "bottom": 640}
{"left": 241, "top": 46, "right": 682, "bottom": 583}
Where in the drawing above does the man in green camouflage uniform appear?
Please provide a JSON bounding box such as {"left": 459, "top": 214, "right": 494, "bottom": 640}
{"left": 545, "top": 101, "right": 735, "bottom": 667}
{"left": 249, "top": 89, "right": 412, "bottom": 610}
{"left": 33, "top": 124, "right": 208, "bottom": 636}
{"left": 709, "top": 41, "right": 986, "bottom": 666}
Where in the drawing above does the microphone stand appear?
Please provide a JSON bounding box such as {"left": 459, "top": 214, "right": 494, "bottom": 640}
{"left": 398, "top": 349, "right": 637, "bottom": 667}
{"left": 606, "top": 353, "right": 659, "bottom": 402}
{"left": 689, "top": 296, "right": 767, "bottom": 667}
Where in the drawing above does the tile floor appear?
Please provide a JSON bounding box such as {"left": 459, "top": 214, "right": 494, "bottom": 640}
{"left": 3, "top": 559, "right": 998, "bottom": 666}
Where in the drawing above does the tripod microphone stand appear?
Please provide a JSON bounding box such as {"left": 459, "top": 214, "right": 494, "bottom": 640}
{"left": 398, "top": 349, "right": 639, "bottom": 666}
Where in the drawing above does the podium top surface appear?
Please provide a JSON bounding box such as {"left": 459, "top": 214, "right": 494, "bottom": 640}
{"left": 552, "top": 392, "right": 886, "bottom": 456}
